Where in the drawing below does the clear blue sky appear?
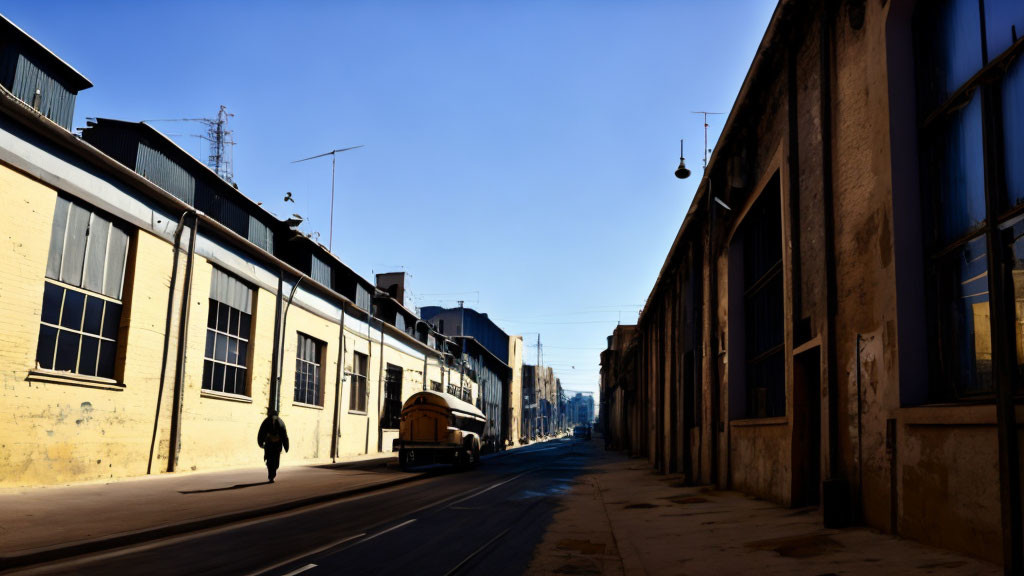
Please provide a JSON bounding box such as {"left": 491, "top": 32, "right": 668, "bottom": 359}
{"left": 3, "top": 1, "right": 776, "bottom": 401}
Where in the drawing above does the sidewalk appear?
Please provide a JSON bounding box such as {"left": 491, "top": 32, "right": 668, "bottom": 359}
{"left": 0, "top": 454, "right": 418, "bottom": 571}
{"left": 528, "top": 444, "right": 1000, "bottom": 576}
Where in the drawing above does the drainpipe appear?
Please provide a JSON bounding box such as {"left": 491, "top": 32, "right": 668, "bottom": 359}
{"left": 376, "top": 317, "right": 386, "bottom": 452}
{"left": 147, "top": 211, "right": 189, "bottom": 474}
{"left": 364, "top": 309, "right": 372, "bottom": 455}
{"left": 275, "top": 278, "right": 302, "bottom": 414}
{"left": 269, "top": 273, "right": 284, "bottom": 416}
{"left": 422, "top": 345, "right": 429, "bottom": 392}
{"left": 331, "top": 307, "right": 347, "bottom": 462}
{"left": 856, "top": 333, "right": 864, "bottom": 521}
{"left": 167, "top": 212, "right": 198, "bottom": 473}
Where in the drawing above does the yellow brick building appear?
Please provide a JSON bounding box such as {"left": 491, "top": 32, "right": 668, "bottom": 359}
{"left": 0, "top": 14, "right": 483, "bottom": 487}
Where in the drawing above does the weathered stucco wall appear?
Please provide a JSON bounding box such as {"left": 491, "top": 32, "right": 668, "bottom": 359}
{"left": 730, "top": 422, "right": 791, "bottom": 504}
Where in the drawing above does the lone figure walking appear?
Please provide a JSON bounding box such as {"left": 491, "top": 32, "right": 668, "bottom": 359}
{"left": 257, "top": 411, "right": 289, "bottom": 483}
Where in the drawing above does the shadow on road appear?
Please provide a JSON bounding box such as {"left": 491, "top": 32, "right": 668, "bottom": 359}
{"left": 178, "top": 481, "right": 271, "bottom": 494}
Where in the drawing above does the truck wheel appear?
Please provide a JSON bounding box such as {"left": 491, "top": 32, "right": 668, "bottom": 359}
{"left": 459, "top": 438, "right": 480, "bottom": 470}
{"left": 399, "top": 449, "right": 414, "bottom": 470}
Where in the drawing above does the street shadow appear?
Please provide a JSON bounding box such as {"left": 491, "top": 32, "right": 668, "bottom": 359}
{"left": 179, "top": 481, "right": 271, "bottom": 494}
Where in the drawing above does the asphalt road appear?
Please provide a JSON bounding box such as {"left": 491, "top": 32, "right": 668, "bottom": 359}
{"left": 14, "top": 438, "right": 593, "bottom": 576}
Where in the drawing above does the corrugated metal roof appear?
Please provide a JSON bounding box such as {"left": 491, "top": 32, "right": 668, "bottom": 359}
{"left": 0, "top": 14, "right": 92, "bottom": 90}
{"left": 137, "top": 141, "right": 195, "bottom": 205}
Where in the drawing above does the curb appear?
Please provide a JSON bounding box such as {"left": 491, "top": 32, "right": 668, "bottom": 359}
{"left": 0, "top": 471, "right": 425, "bottom": 572}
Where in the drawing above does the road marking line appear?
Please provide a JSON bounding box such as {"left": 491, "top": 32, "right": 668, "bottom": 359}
{"left": 356, "top": 518, "right": 417, "bottom": 545}
{"left": 247, "top": 534, "right": 364, "bottom": 576}
{"left": 280, "top": 564, "right": 318, "bottom": 576}
{"left": 447, "top": 472, "right": 528, "bottom": 507}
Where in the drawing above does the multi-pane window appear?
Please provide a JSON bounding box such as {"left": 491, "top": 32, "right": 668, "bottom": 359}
{"left": 294, "top": 333, "right": 324, "bottom": 406}
{"left": 36, "top": 196, "right": 130, "bottom": 379}
{"left": 447, "top": 383, "right": 459, "bottom": 396}
{"left": 381, "top": 364, "right": 403, "bottom": 428}
{"left": 741, "top": 176, "right": 785, "bottom": 418}
{"left": 202, "top": 268, "right": 252, "bottom": 396}
{"left": 915, "top": 0, "right": 1024, "bottom": 400}
{"left": 349, "top": 351, "right": 368, "bottom": 412}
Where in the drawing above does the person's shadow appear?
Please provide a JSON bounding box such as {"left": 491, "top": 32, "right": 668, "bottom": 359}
{"left": 178, "top": 481, "right": 271, "bottom": 494}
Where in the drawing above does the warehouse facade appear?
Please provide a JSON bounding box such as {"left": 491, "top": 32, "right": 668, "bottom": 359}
{"left": 0, "top": 14, "right": 499, "bottom": 487}
{"left": 601, "top": 0, "right": 1024, "bottom": 569}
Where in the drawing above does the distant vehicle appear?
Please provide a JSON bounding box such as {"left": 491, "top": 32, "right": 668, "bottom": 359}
{"left": 573, "top": 425, "right": 592, "bottom": 440}
{"left": 393, "top": 390, "right": 486, "bottom": 470}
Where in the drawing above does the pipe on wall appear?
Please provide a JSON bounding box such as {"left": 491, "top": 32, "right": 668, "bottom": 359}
{"left": 269, "top": 273, "right": 284, "bottom": 416}
{"left": 147, "top": 210, "right": 189, "bottom": 474}
{"left": 376, "top": 317, "right": 386, "bottom": 452}
{"left": 331, "top": 307, "right": 347, "bottom": 462}
{"left": 167, "top": 212, "right": 198, "bottom": 473}
{"left": 275, "top": 278, "right": 302, "bottom": 414}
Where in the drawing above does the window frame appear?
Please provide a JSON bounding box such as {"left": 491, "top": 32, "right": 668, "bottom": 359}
{"left": 34, "top": 195, "right": 131, "bottom": 383}
{"left": 348, "top": 351, "right": 368, "bottom": 413}
{"left": 381, "top": 364, "right": 403, "bottom": 429}
{"left": 733, "top": 173, "right": 786, "bottom": 419}
{"left": 201, "top": 269, "right": 254, "bottom": 398}
{"left": 915, "top": 0, "right": 1024, "bottom": 402}
{"left": 294, "top": 332, "right": 326, "bottom": 407}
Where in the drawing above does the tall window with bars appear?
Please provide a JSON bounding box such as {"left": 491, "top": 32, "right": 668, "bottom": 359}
{"left": 36, "top": 196, "right": 130, "bottom": 380}
{"left": 381, "top": 364, "right": 403, "bottom": 429}
{"left": 740, "top": 174, "right": 785, "bottom": 418}
{"left": 349, "top": 351, "right": 368, "bottom": 412}
{"left": 294, "top": 333, "right": 324, "bottom": 406}
{"left": 915, "top": 0, "right": 1024, "bottom": 400}
{"left": 202, "top": 268, "right": 253, "bottom": 396}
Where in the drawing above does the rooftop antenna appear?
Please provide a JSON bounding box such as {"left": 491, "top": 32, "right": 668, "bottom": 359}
{"left": 291, "top": 145, "right": 364, "bottom": 252}
{"left": 206, "top": 106, "right": 235, "bottom": 184}
{"left": 142, "top": 105, "right": 236, "bottom": 184}
{"left": 691, "top": 111, "right": 724, "bottom": 170}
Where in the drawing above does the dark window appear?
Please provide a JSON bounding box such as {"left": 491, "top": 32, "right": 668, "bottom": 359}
{"left": 349, "top": 352, "right": 368, "bottom": 412}
{"left": 741, "top": 176, "right": 785, "bottom": 418}
{"left": 916, "top": 0, "right": 1024, "bottom": 401}
{"left": 36, "top": 196, "right": 130, "bottom": 379}
{"left": 294, "top": 333, "right": 325, "bottom": 406}
{"left": 447, "top": 383, "right": 458, "bottom": 396}
{"left": 431, "top": 380, "right": 442, "bottom": 392}
{"left": 202, "top": 269, "right": 252, "bottom": 396}
{"left": 382, "top": 364, "right": 403, "bottom": 429}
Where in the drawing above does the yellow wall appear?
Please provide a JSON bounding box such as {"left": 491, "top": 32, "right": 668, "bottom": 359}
{"left": 0, "top": 160, "right": 454, "bottom": 486}
{"left": 508, "top": 336, "right": 523, "bottom": 445}
{"left": 0, "top": 163, "right": 175, "bottom": 485}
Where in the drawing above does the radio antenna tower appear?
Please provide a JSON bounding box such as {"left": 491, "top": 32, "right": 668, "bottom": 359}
{"left": 142, "top": 105, "right": 235, "bottom": 185}
{"left": 203, "top": 105, "right": 235, "bottom": 184}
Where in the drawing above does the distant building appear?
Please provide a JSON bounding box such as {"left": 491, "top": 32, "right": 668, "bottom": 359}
{"left": 522, "top": 364, "right": 559, "bottom": 437}
{"left": 567, "top": 392, "right": 594, "bottom": 427}
{"left": 422, "top": 305, "right": 516, "bottom": 449}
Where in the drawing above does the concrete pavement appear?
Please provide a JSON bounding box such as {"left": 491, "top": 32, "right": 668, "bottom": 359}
{"left": 528, "top": 441, "right": 1000, "bottom": 576}
{"left": 0, "top": 454, "right": 419, "bottom": 571}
